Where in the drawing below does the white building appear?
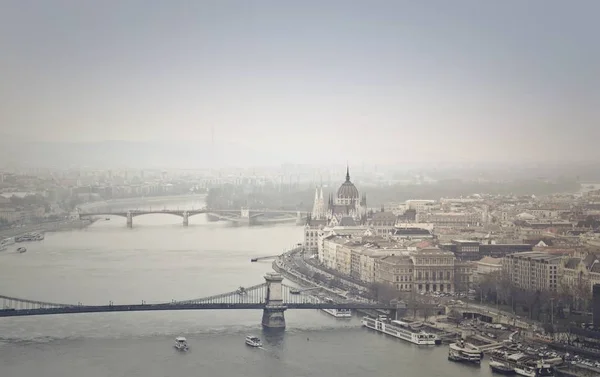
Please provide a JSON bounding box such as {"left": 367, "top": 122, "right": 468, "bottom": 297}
{"left": 474, "top": 256, "right": 502, "bottom": 281}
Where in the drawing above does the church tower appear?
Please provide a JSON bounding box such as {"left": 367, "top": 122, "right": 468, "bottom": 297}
{"left": 311, "top": 185, "right": 326, "bottom": 220}
{"left": 311, "top": 187, "right": 320, "bottom": 219}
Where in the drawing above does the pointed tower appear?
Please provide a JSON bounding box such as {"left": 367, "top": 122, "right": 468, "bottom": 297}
{"left": 318, "top": 186, "right": 325, "bottom": 219}
{"left": 311, "top": 187, "right": 320, "bottom": 219}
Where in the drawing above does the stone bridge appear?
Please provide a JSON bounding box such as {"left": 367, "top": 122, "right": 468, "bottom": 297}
{"left": 78, "top": 207, "right": 309, "bottom": 227}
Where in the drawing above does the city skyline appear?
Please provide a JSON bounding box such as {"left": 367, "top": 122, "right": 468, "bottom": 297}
{"left": 1, "top": 1, "right": 599, "bottom": 166}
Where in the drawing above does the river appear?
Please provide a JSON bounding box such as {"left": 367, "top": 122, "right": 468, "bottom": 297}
{"left": 0, "top": 198, "right": 496, "bottom": 377}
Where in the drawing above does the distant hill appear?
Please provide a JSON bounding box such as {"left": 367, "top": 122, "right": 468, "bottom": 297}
{"left": 0, "top": 140, "right": 276, "bottom": 169}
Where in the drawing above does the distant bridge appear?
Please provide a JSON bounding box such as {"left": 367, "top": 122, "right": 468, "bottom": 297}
{"left": 0, "top": 273, "right": 394, "bottom": 329}
{"left": 78, "top": 207, "right": 309, "bottom": 227}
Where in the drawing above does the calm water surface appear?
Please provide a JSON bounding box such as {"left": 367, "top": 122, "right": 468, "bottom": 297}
{"left": 0, "top": 200, "right": 494, "bottom": 377}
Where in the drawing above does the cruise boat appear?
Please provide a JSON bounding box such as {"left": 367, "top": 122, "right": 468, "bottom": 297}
{"left": 514, "top": 361, "right": 554, "bottom": 377}
{"left": 245, "top": 335, "right": 262, "bottom": 348}
{"left": 489, "top": 358, "right": 516, "bottom": 375}
{"left": 361, "top": 316, "right": 441, "bottom": 345}
{"left": 321, "top": 298, "right": 351, "bottom": 318}
{"left": 173, "top": 337, "right": 189, "bottom": 351}
{"left": 447, "top": 340, "right": 483, "bottom": 364}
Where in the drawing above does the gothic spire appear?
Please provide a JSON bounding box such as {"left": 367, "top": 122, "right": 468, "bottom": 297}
{"left": 345, "top": 164, "right": 350, "bottom": 182}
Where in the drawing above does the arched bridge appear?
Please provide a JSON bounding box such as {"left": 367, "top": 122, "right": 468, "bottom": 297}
{"left": 78, "top": 207, "right": 309, "bottom": 227}
{"left": 0, "top": 273, "right": 394, "bottom": 329}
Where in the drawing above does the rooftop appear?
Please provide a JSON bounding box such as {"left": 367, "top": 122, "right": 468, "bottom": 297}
{"left": 506, "top": 251, "right": 563, "bottom": 263}
{"left": 477, "top": 256, "right": 502, "bottom": 266}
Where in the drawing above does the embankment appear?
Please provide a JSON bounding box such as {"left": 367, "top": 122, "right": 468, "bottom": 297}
{"left": 0, "top": 219, "right": 94, "bottom": 239}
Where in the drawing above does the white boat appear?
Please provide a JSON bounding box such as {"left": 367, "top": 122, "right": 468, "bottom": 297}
{"left": 514, "top": 361, "right": 554, "bottom": 377}
{"left": 321, "top": 297, "right": 352, "bottom": 318}
{"left": 514, "top": 365, "right": 536, "bottom": 377}
{"left": 17, "top": 247, "right": 26, "bottom": 253}
{"left": 174, "top": 336, "right": 189, "bottom": 351}
{"left": 448, "top": 341, "right": 483, "bottom": 364}
{"left": 0, "top": 237, "right": 15, "bottom": 247}
{"left": 489, "top": 358, "right": 515, "bottom": 375}
{"left": 361, "top": 316, "right": 441, "bottom": 345}
{"left": 534, "top": 361, "right": 554, "bottom": 376}
{"left": 245, "top": 335, "right": 262, "bottom": 348}
{"left": 322, "top": 307, "right": 352, "bottom": 318}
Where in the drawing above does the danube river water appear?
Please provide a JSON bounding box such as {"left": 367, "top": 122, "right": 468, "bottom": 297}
{"left": 0, "top": 199, "right": 495, "bottom": 377}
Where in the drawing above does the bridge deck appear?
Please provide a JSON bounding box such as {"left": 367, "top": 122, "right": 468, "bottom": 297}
{"left": 0, "top": 303, "right": 394, "bottom": 317}
{"left": 0, "top": 282, "right": 394, "bottom": 318}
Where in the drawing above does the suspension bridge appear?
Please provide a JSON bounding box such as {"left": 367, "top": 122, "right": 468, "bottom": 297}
{"left": 0, "top": 273, "right": 395, "bottom": 328}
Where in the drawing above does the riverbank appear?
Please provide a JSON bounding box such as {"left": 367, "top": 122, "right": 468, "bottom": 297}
{"left": 0, "top": 219, "right": 94, "bottom": 239}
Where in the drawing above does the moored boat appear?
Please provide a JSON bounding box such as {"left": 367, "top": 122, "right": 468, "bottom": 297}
{"left": 448, "top": 340, "right": 483, "bottom": 364}
{"left": 0, "top": 237, "right": 15, "bottom": 247}
{"left": 320, "top": 297, "right": 352, "bottom": 318}
{"left": 245, "top": 335, "right": 262, "bottom": 348}
{"left": 174, "top": 336, "right": 189, "bottom": 351}
{"left": 361, "top": 316, "right": 440, "bottom": 345}
{"left": 490, "top": 358, "right": 516, "bottom": 375}
{"left": 533, "top": 360, "right": 554, "bottom": 377}
{"left": 514, "top": 365, "right": 536, "bottom": 377}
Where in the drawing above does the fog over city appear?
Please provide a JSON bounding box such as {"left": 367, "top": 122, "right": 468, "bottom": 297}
{"left": 5, "top": 2, "right": 600, "bottom": 377}
{"left": 1, "top": 1, "right": 599, "bottom": 168}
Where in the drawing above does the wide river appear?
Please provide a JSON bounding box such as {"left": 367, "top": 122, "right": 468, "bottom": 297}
{"left": 0, "top": 199, "right": 496, "bottom": 377}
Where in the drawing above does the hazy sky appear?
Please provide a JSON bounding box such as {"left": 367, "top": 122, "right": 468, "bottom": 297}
{"left": 1, "top": 1, "right": 598, "bottom": 164}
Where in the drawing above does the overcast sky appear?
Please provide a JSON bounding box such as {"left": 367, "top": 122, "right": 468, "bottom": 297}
{"left": 1, "top": 1, "right": 598, "bottom": 165}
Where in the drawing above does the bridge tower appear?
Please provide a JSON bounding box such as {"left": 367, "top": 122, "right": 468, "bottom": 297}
{"left": 183, "top": 211, "right": 189, "bottom": 226}
{"left": 240, "top": 207, "right": 250, "bottom": 218}
{"left": 262, "top": 272, "right": 286, "bottom": 329}
{"left": 126, "top": 211, "right": 133, "bottom": 228}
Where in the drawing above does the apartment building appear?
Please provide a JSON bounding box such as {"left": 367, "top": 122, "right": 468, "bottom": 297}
{"left": 375, "top": 254, "right": 414, "bottom": 291}
{"left": 411, "top": 247, "right": 456, "bottom": 293}
{"left": 320, "top": 238, "right": 458, "bottom": 293}
{"left": 561, "top": 254, "right": 600, "bottom": 292}
{"left": 369, "top": 211, "right": 398, "bottom": 236}
{"left": 502, "top": 251, "right": 562, "bottom": 292}
{"left": 416, "top": 212, "right": 481, "bottom": 227}
{"left": 455, "top": 260, "right": 476, "bottom": 292}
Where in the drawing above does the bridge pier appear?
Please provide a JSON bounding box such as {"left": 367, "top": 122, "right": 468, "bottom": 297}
{"left": 183, "top": 212, "right": 189, "bottom": 226}
{"left": 126, "top": 211, "right": 133, "bottom": 228}
{"left": 262, "top": 272, "right": 286, "bottom": 329}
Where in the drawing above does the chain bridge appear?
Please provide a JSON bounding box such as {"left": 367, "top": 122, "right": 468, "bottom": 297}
{"left": 0, "top": 273, "right": 394, "bottom": 329}
{"left": 78, "top": 207, "right": 309, "bottom": 227}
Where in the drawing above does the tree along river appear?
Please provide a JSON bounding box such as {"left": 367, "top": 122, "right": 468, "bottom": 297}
{"left": 0, "top": 199, "right": 496, "bottom": 377}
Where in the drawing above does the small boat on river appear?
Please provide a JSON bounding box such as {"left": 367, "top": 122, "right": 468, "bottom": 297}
{"left": 174, "top": 336, "right": 189, "bottom": 351}
{"left": 245, "top": 335, "right": 262, "bottom": 348}
{"left": 17, "top": 247, "right": 27, "bottom": 253}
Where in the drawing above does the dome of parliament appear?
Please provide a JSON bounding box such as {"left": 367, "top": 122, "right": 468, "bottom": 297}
{"left": 337, "top": 167, "right": 359, "bottom": 199}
